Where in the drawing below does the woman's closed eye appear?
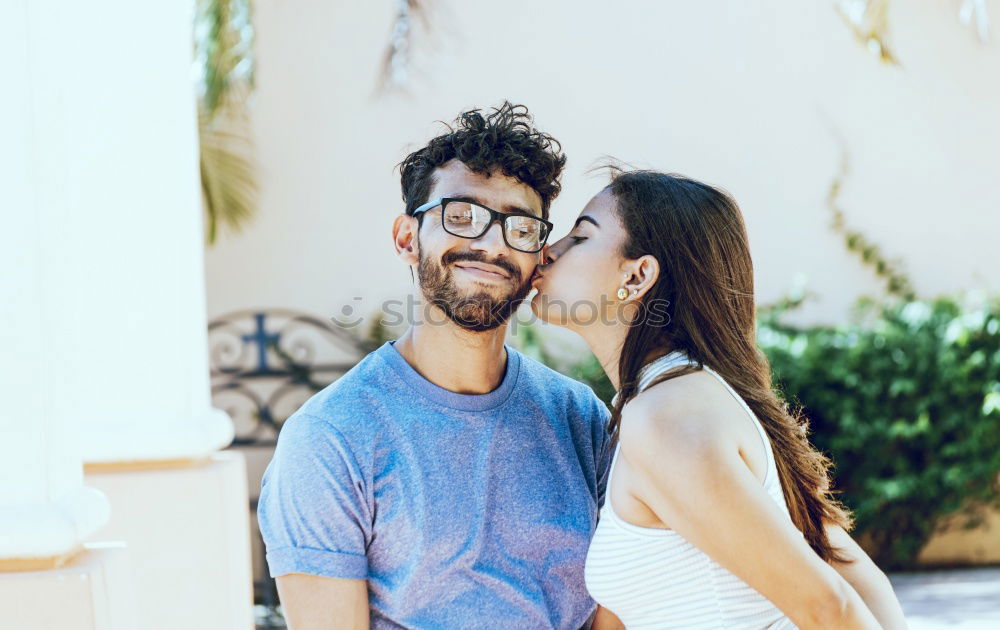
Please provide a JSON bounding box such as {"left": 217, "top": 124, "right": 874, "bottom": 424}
{"left": 570, "top": 236, "right": 588, "bottom": 244}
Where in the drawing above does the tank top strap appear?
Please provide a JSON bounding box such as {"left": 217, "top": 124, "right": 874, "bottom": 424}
{"left": 606, "top": 349, "right": 699, "bottom": 489}
{"left": 611, "top": 351, "right": 776, "bottom": 487}
{"left": 611, "top": 350, "right": 696, "bottom": 408}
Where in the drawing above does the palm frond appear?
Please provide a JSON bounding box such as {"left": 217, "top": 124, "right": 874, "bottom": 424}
{"left": 194, "top": 0, "right": 257, "bottom": 244}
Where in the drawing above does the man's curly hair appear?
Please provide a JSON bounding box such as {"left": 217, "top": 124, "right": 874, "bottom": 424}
{"left": 399, "top": 102, "right": 567, "bottom": 220}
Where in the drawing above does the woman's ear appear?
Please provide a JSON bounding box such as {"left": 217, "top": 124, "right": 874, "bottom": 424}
{"left": 622, "top": 254, "right": 660, "bottom": 300}
{"left": 392, "top": 213, "right": 420, "bottom": 266}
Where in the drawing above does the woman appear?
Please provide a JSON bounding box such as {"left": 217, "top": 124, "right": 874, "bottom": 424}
{"left": 529, "top": 170, "right": 907, "bottom": 629}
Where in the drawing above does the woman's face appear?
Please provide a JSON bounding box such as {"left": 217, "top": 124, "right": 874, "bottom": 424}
{"left": 530, "top": 188, "right": 628, "bottom": 331}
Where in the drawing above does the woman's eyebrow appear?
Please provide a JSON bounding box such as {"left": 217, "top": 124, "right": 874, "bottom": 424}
{"left": 574, "top": 215, "right": 600, "bottom": 228}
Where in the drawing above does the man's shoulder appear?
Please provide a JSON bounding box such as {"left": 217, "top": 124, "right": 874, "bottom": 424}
{"left": 290, "top": 347, "right": 393, "bottom": 437}
{"left": 513, "top": 349, "right": 609, "bottom": 417}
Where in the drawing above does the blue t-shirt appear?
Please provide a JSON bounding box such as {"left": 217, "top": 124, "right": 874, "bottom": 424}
{"left": 258, "top": 340, "right": 612, "bottom": 629}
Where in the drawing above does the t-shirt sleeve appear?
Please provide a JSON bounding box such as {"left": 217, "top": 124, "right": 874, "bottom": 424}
{"left": 592, "top": 397, "right": 613, "bottom": 510}
{"left": 257, "top": 411, "right": 372, "bottom": 580}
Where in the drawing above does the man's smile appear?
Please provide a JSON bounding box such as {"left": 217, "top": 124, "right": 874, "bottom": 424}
{"left": 454, "top": 261, "right": 512, "bottom": 280}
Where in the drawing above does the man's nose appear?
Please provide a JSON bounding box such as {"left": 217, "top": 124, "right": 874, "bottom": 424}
{"left": 471, "top": 220, "right": 509, "bottom": 255}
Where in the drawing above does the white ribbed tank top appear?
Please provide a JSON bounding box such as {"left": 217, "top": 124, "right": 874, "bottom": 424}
{"left": 584, "top": 350, "right": 798, "bottom": 629}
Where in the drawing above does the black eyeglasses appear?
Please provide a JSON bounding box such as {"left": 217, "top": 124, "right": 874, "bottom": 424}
{"left": 411, "top": 197, "right": 553, "bottom": 254}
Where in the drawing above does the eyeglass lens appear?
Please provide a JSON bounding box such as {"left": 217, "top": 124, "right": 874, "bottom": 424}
{"left": 442, "top": 201, "right": 547, "bottom": 252}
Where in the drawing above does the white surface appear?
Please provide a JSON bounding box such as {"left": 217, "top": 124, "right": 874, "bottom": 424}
{"left": 76, "top": 408, "right": 234, "bottom": 464}
{"left": 0, "top": 541, "right": 138, "bottom": 630}
{"left": 84, "top": 452, "right": 255, "bottom": 630}
{"left": 1, "top": 0, "right": 233, "bottom": 559}
{"left": 0, "top": 487, "right": 110, "bottom": 559}
{"left": 892, "top": 568, "right": 1000, "bottom": 629}
{"left": 0, "top": 0, "right": 112, "bottom": 560}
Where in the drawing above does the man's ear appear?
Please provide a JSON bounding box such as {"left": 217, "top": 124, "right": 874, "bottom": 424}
{"left": 392, "top": 213, "right": 420, "bottom": 266}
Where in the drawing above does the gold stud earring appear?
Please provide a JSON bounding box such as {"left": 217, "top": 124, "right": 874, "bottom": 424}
{"left": 617, "top": 287, "right": 629, "bottom": 300}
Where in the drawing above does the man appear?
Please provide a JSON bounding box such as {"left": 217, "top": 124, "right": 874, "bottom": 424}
{"left": 258, "top": 102, "right": 612, "bottom": 629}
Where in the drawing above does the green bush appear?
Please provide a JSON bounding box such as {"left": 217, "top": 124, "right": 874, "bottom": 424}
{"left": 761, "top": 295, "right": 1000, "bottom": 568}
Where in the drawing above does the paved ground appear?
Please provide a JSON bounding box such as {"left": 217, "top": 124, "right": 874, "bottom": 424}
{"left": 254, "top": 567, "right": 1000, "bottom": 629}
{"left": 891, "top": 567, "right": 1000, "bottom": 629}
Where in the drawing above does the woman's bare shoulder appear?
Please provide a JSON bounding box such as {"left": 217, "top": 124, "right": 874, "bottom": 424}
{"left": 620, "top": 370, "right": 736, "bottom": 462}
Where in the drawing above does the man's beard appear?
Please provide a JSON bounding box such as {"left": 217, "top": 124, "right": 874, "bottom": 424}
{"left": 417, "top": 249, "right": 532, "bottom": 332}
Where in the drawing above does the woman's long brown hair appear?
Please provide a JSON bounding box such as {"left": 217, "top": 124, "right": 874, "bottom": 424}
{"left": 608, "top": 169, "right": 852, "bottom": 562}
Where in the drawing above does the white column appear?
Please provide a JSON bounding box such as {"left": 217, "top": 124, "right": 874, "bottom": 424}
{"left": 26, "top": 1, "right": 233, "bottom": 465}
{"left": 2, "top": 0, "right": 233, "bottom": 554}
{"left": 0, "top": 0, "right": 111, "bottom": 565}
{"left": 3, "top": 1, "right": 251, "bottom": 626}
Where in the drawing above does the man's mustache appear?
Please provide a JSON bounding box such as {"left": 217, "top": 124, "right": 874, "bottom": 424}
{"left": 441, "top": 251, "right": 522, "bottom": 282}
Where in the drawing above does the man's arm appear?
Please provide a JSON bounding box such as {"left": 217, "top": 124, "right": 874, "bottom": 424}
{"left": 827, "top": 524, "right": 909, "bottom": 630}
{"left": 258, "top": 413, "right": 374, "bottom": 628}
{"left": 276, "top": 574, "right": 369, "bottom": 630}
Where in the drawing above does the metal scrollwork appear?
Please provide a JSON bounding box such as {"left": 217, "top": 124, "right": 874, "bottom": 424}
{"left": 208, "top": 309, "right": 366, "bottom": 445}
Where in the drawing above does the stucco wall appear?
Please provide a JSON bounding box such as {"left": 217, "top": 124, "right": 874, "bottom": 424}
{"left": 204, "top": 0, "right": 999, "bottom": 336}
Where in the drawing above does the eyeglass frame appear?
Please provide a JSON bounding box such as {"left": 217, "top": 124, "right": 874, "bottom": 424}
{"left": 410, "top": 197, "right": 554, "bottom": 254}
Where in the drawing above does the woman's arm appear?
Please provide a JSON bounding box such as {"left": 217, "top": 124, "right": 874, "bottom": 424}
{"left": 827, "top": 524, "right": 908, "bottom": 629}
{"left": 619, "top": 395, "right": 881, "bottom": 630}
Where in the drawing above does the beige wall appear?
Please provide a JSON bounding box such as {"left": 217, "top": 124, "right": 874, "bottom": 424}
{"left": 204, "top": 0, "right": 1000, "bottom": 338}
{"left": 918, "top": 502, "right": 1000, "bottom": 566}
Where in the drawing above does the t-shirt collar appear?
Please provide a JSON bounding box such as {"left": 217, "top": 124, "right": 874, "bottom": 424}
{"left": 378, "top": 340, "right": 521, "bottom": 411}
